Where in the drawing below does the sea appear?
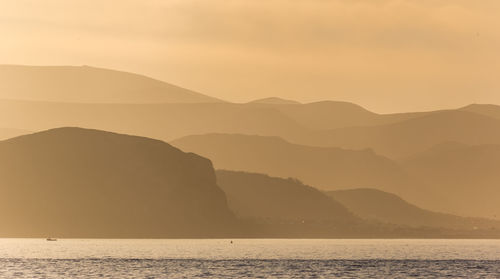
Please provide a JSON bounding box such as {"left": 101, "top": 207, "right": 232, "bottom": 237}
{"left": 0, "top": 239, "right": 499, "bottom": 278}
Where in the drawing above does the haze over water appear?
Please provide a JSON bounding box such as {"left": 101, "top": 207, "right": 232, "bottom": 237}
{"left": 1, "top": 1, "right": 500, "bottom": 278}
{"left": 1, "top": 239, "right": 499, "bottom": 278}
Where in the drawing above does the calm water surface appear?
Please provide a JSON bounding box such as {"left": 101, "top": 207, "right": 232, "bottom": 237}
{"left": 0, "top": 239, "right": 499, "bottom": 278}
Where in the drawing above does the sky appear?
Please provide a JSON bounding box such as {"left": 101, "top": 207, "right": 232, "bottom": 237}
{"left": 0, "top": 0, "right": 499, "bottom": 113}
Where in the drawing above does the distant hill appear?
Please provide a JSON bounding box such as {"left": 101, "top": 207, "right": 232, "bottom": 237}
{"left": 401, "top": 142, "right": 500, "bottom": 219}
{"left": 0, "top": 127, "right": 235, "bottom": 238}
{"left": 0, "top": 100, "right": 308, "bottom": 143}
{"left": 328, "top": 188, "right": 500, "bottom": 231}
{"left": 249, "top": 97, "right": 301, "bottom": 105}
{"left": 306, "top": 110, "right": 500, "bottom": 159}
{"left": 217, "top": 171, "right": 500, "bottom": 238}
{"left": 172, "top": 134, "right": 417, "bottom": 198}
{"left": 460, "top": 104, "right": 500, "bottom": 120}
{"left": 216, "top": 170, "right": 355, "bottom": 223}
{"left": 0, "top": 65, "right": 222, "bottom": 104}
{"left": 0, "top": 128, "right": 30, "bottom": 140}
{"left": 247, "top": 100, "right": 431, "bottom": 130}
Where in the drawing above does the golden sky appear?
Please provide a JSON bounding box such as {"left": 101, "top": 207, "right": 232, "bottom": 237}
{"left": 1, "top": 0, "right": 499, "bottom": 112}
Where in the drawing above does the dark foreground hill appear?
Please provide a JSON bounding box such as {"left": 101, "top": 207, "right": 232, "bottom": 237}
{"left": 328, "top": 188, "right": 500, "bottom": 231}
{"left": 0, "top": 128, "right": 235, "bottom": 238}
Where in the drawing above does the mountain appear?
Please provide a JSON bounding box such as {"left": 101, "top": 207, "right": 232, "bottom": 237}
{"left": 215, "top": 170, "right": 366, "bottom": 237}
{"left": 0, "top": 100, "right": 309, "bottom": 143}
{"left": 171, "top": 134, "right": 418, "bottom": 198}
{"left": 306, "top": 110, "right": 500, "bottom": 159}
{"left": 0, "top": 127, "right": 235, "bottom": 238}
{"left": 0, "top": 128, "right": 30, "bottom": 140}
{"left": 216, "top": 171, "right": 500, "bottom": 238}
{"left": 328, "top": 188, "right": 500, "bottom": 231}
{"left": 401, "top": 142, "right": 500, "bottom": 219}
{"left": 460, "top": 104, "right": 500, "bottom": 120}
{"left": 216, "top": 170, "right": 355, "bottom": 223}
{"left": 247, "top": 100, "right": 431, "bottom": 130}
{"left": 249, "top": 97, "right": 301, "bottom": 105}
{"left": 0, "top": 65, "right": 222, "bottom": 104}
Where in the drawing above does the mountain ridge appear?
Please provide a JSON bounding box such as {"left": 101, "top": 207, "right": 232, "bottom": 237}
{"left": 0, "top": 65, "right": 223, "bottom": 104}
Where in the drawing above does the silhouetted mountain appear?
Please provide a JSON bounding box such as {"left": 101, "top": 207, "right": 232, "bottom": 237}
{"left": 460, "top": 104, "right": 500, "bottom": 120}
{"left": 247, "top": 100, "right": 432, "bottom": 130}
{"left": 0, "top": 65, "right": 222, "bottom": 104}
{"left": 402, "top": 142, "right": 500, "bottom": 219}
{"left": 0, "top": 128, "right": 30, "bottom": 140}
{"left": 0, "top": 127, "right": 235, "bottom": 238}
{"left": 172, "top": 134, "right": 417, "bottom": 197}
{"left": 249, "top": 97, "right": 301, "bottom": 105}
{"left": 216, "top": 171, "right": 500, "bottom": 238}
{"left": 328, "top": 188, "right": 500, "bottom": 231}
{"left": 0, "top": 100, "right": 308, "bottom": 142}
{"left": 306, "top": 110, "right": 500, "bottom": 158}
{"left": 216, "top": 170, "right": 355, "bottom": 223}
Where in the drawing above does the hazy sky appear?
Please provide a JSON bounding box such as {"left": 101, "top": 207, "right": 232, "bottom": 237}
{"left": 1, "top": 0, "right": 499, "bottom": 112}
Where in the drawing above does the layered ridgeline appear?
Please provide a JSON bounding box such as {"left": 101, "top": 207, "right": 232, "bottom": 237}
{"left": 171, "top": 134, "right": 420, "bottom": 200}
{"left": 0, "top": 100, "right": 307, "bottom": 142}
{"left": 247, "top": 100, "right": 428, "bottom": 130}
{"left": 172, "top": 133, "right": 500, "bottom": 221}
{"left": 0, "top": 128, "right": 235, "bottom": 238}
{"left": 328, "top": 189, "right": 500, "bottom": 232}
{"left": 216, "top": 171, "right": 500, "bottom": 238}
{"left": 2, "top": 65, "right": 500, "bottom": 222}
{"left": 0, "top": 65, "right": 222, "bottom": 104}
{"left": 401, "top": 142, "right": 500, "bottom": 219}
{"left": 3, "top": 101, "right": 500, "bottom": 161}
{"left": 2, "top": 65, "right": 500, "bottom": 158}
{"left": 307, "top": 110, "right": 500, "bottom": 159}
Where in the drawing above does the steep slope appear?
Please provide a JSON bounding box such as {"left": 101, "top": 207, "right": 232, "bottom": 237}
{"left": 327, "top": 188, "right": 500, "bottom": 231}
{"left": 216, "top": 170, "right": 355, "bottom": 223}
{"left": 172, "top": 134, "right": 418, "bottom": 198}
{"left": 0, "top": 127, "right": 235, "bottom": 238}
{"left": 0, "top": 65, "right": 222, "bottom": 104}
{"left": 401, "top": 142, "right": 500, "bottom": 219}
{"left": 307, "top": 110, "right": 500, "bottom": 159}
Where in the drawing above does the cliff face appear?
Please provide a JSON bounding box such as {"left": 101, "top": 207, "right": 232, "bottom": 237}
{"left": 172, "top": 134, "right": 413, "bottom": 196}
{"left": 0, "top": 128, "right": 235, "bottom": 238}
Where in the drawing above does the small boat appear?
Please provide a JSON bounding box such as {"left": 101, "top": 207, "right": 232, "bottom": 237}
{"left": 46, "top": 238, "right": 57, "bottom": 241}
